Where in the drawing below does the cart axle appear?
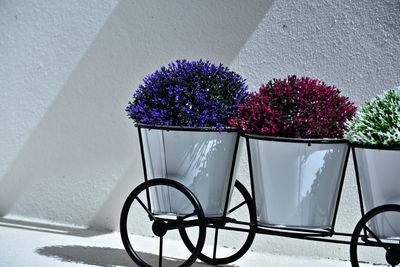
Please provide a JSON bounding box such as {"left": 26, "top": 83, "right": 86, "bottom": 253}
{"left": 386, "top": 247, "right": 400, "bottom": 267}
{"left": 152, "top": 219, "right": 168, "bottom": 237}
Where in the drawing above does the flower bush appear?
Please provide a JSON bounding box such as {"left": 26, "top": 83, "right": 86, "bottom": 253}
{"left": 126, "top": 59, "right": 248, "bottom": 130}
{"left": 344, "top": 87, "right": 400, "bottom": 146}
{"left": 229, "top": 75, "right": 356, "bottom": 138}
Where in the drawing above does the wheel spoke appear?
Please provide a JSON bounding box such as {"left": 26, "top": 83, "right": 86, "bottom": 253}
{"left": 228, "top": 200, "right": 247, "bottom": 214}
{"left": 166, "top": 211, "right": 197, "bottom": 230}
{"left": 350, "top": 204, "right": 400, "bottom": 267}
{"left": 159, "top": 236, "right": 163, "bottom": 267}
{"left": 121, "top": 179, "right": 206, "bottom": 267}
{"left": 364, "top": 225, "right": 390, "bottom": 250}
{"left": 136, "top": 197, "right": 156, "bottom": 221}
{"left": 213, "top": 228, "right": 219, "bottom": 260}
{"left": 178, "top": 180, "right": 256, "bottom": 265}
{"left": 181, "top": 211, "right": 196, "bottom": 220}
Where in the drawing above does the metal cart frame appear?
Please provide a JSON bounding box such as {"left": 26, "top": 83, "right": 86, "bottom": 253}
{"left": 120, "top": 124, "right": 400, "bottom": 267}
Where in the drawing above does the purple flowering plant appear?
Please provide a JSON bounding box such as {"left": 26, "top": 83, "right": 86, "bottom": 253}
{"left": 229, "top": 75, "right": 356, "bottom": 138}
{"left": 126, "top": 59, "right": 248, "bottom": 130}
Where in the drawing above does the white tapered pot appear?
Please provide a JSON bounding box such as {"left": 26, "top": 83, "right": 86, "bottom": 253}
{"left": 353, "top": 146, "right": 400, "bottom": 240}
{"left": 247, "top": 135, "right": 349, "bottom": 229}
{"left": 139, "top": 125, "right": 239, "bottom": 217}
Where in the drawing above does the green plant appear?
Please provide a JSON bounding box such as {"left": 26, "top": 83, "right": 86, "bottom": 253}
{"left": 344, "top": 87, "right": 400, "bottom": 146}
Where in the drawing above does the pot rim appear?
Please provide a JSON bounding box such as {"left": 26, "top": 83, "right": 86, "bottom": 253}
{"left": 242, "top": 133, "right": 348, "bottom": 144}
{"left": 135, "top": 123, "right": 237, "bottom": 132}
{"left": 350, "top": 142, "right": 400, "bottom": 150}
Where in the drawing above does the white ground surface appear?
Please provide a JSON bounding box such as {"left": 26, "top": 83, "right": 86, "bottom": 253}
{"left": 0, "top": 218, "right": 387, "bottom": 267}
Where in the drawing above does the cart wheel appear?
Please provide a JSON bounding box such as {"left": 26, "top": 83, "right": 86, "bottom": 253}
{"left": 350, "top": 204, "right": 400, "bottom": 267}
{"left": 120, "top": 178, "right": 206, "bottom": 267}
{"left": 179, "top": 180, "right": 256, "bottom": 265}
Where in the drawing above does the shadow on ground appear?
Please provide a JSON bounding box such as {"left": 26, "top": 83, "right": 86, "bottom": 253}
{"left": 36, "top": 245, "right": 235, "bottom": 267}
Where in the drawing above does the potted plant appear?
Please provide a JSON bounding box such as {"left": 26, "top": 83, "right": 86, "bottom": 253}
{"left": 229, "top": 75, "right": 356, "bottom": 230}
{"left": 126, "top": 59, "right": 248, "bottom": 216}
{"left": 345, "top": 87, "right": 400, "bottom": 239}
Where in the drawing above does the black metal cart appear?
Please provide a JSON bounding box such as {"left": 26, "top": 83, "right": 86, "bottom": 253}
{"left": 120, "top": 124, "right": 400, "bottom": 267}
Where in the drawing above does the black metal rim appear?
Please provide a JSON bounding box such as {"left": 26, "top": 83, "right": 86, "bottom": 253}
{"left": 350, "top": 204, "right": 400, "bottom": 267}
{"left": 120, "top": 178, "right": 207, "bottom": 267}
{"left": 350, "top": 142, "right": 400, "bottom": 151}
{"left": 135, "top": 123, "right": 237, "bottom": 132}
{"left": 178, "top": 180, "right": 257, "bottom": 265}
{"left": 242, "top": 132, "right": 349, "bottom": 144}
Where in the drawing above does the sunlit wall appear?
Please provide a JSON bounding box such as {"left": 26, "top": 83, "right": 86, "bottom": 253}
{"left": 0, "top": 0, "right": 399, "bottom": 261}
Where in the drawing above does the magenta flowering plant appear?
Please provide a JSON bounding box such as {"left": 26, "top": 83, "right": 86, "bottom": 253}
{"left": 229, "top": 75, "right": 356, "bottom": 138}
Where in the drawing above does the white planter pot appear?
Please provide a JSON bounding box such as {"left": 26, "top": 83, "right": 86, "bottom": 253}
{"left": 353, "top": 146, "right": 400, "bottom": 239}
{"left": 139, "top": 126, "right": 239, "bottom": 217}
{"left": 247, "top": 135, "right": 349, "bottom": 229}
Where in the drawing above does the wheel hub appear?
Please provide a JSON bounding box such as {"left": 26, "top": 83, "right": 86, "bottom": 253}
{"left": 152, "top": 219, "right": 168, "bottom": 237}
{"left": 386, "top": 246, "right": 400, "bottom": 266}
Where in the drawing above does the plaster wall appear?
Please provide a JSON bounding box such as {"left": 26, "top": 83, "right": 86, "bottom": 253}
{"left": 0, "top": 0, "right": 399, "bottom": 262}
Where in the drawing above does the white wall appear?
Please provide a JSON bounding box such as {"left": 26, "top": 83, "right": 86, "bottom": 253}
{"left": 0, "top": 0, "right": 399, "bottom": 262}
{"left": 230, "top": 0, "right": 400, "bottom": 262}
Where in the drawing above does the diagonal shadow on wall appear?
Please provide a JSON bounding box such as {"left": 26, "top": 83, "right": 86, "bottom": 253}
{"left": 0, "top": 217, "right": 104, "bottom": 237}
{"left": 0, "top": 0, "right": 275, "bottom": 230}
